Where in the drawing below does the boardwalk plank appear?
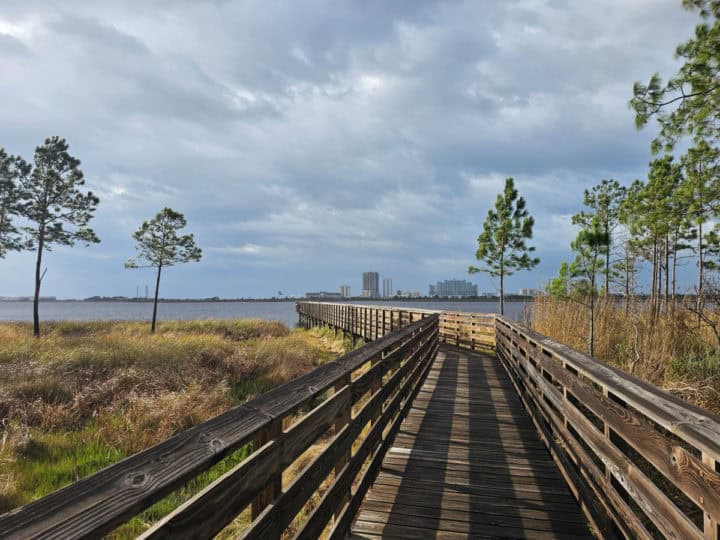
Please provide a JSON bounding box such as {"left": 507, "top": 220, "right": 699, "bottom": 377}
{"left": 351, "top": 344, "right": 592, "bottom": 539}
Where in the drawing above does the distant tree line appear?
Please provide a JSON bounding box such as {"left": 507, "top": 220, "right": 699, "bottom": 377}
{"left": 0, "top": 138, "right": 201, "bottom": 336}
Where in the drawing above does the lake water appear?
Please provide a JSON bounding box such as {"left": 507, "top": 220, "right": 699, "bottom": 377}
{"left": 0, "top": 300, "right": 530, "bottom": 328}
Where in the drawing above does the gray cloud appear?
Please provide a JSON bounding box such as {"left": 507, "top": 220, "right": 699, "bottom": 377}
{"left": 0, "top": 0, "right": 701, "bottom": 298}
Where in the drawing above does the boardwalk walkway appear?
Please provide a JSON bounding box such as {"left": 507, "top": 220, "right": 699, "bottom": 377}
{"left": 351, "top": 344, "right": 593, "bottom": 539}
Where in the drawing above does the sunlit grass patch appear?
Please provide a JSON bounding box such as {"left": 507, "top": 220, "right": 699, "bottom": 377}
{"left": 0, "top": 319, "right": 347, "bottom": 525}
{"left": 531, "top": 295, "right": 720, "bottom": 414}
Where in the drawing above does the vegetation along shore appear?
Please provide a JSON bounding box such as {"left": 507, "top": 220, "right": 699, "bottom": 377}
{"left": 0, "top": 319, "right": 350, "bottom": 536}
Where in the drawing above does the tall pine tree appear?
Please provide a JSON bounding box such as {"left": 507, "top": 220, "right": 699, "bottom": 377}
{"left": 548, "top": 220, "right": 609, "bottom": 356}
{"left": 571, "top": 179, "right": 626, "bottom": 295}
{"left": 19, "top": 137, "right": 100, "bottom": 337}
{"left": 680, "top": 140, "right": 720, "bottom": 310}
{"left": 126, "top": 208, "right": 202, "bottom": 333}
{"left": 469, "top": 177, "right": 539, "bottom": 315}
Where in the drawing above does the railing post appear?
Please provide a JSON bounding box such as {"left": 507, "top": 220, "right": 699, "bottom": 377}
{"left": 456, "top": 314, "right": 460, "bottom": 347}
{"left": 470, "top": 314, "right": 476, "bottom": 351}
{"left": 251, "top": 418, "right": 282, "bottom": 522}
{"left": 602, "top": 386, "right": 611, "bottom": 479}
{"left": 333, "top": 374, "right": 352, "bottom": 520}
{"left": 704, "top": 452, "right": 719, "bottom": 540}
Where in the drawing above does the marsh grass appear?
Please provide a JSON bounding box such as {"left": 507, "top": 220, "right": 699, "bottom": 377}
{"left": 531, "top": 295, "right": 720, "bottom": 414}
{"left": 0, "top": 319, "right": 347, "bottom": 535}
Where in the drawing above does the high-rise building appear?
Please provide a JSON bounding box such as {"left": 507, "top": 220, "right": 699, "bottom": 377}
{"left": 339, "top": 285, "right": 351, "bottom": 298}
{"left": 362, "top": 272, "right": 380, "bottom": 298}
{"left": 383, "top": 278, "right": 393, "bottom": 298}
{"left": 429, "top": 279, "right": 478, "bottom": 298}
{"left": 518, "top": 288, "right": 541, "bottom": 297}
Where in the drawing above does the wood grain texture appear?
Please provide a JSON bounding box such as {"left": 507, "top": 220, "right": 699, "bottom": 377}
{"left": 496, "top": 318, "right": 720, "bottom": 540}
{"left": 499, "top": 331, "right": 699, "bottom": 539}
{"left": 13, "top": 300, "right": 720, "bottom": 539}
{"left": 350, "top": 345, "right": 592, "bottom": 540}
{"left": 0, "top": 311, "right": 436, "bottom": 539}
{"left": 496, "top": 317, "right": 720, "bottom": 461}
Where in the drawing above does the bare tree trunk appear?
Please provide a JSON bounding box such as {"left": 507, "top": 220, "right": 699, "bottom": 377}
{"left": 624, "top": 259, "right": 630, "bottom": 314}
{"left": 605, "top": 233, "right": 610, "bottom": 296}
{"left": 665, "top": 235, "right": 670, "bottom": 312}
{"left": 151, "top": 264, "right": 162, "bottom": 333}
{"left": 33, "top": 231, "right": 45, "bottom": 338}
{"left": 658, "top": 240, "right": 664, "bottom": 317}
{"left": 698, "top": 220, "right": 704, "bottom": 329}
{"left": 499, "top": 267, "right": 505, "bottom": 317}
{"left": 589, "top": 267, "right": 596, "bottom": 357}
{"left": 651, "top": 240, "right": 657, "bottom": 309}
{"left": 672, "top": 239, "right": 678, "bottom": 309}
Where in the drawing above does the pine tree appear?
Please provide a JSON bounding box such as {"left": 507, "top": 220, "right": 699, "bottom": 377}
{"left": 0, "top": 148, "right": 29, "bottom": 259}
{"left": 679, "top": 140, "right": 720, "bottom": 312}
{"left": 19, "top": 137, "right": 100, "bottom": 337}
{"left": 620, "top": 157, "right": 682, "bottom": 313}
{"left": 469, "top": 177, "right": 539, "bottom": 316}
{"left": 126, "top": 208, "right": 202, "bottom": 332}
{"left": 548, "top": 220, "right": 609, "bottom": 356}
{"left": 571, "top": 179, "right": 626, "bottom": 295}
{"left": 631, "top": 1, "right": 720, "bottom": 152}
{"left": 612, "top": 233, "right": 640, "bottom": 312}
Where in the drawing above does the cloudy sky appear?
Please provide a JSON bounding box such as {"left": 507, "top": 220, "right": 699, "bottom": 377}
{"left": 0, "top": 0, "right": 700, "bottom": 298}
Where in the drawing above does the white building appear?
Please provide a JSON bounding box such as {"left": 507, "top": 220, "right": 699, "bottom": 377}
{"left": 339, "top": 285, "right": 351, "bottom": 298}
{"left": 518, "top": 288, "right": 541, "bottom": 297}
{"left": 362, "top": 272, "right": 380, "bottom": 298}
{"left": 383, "top": 278, "right": 393, "bottom": 298}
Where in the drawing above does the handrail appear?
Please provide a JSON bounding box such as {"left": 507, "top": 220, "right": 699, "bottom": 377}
{"left": 296, "top": 301, "right": 495, "bottom": 350}
{"left": 299, "top": 302, "right": 720, "bottom": 540}
{"left": 496, "top": 315, "right": 720, "bottom": 540}
{"left": 6, "top": 300, "right": 719, "bottom": 540}
{"left": 0, "top": 314, "right": 440, "bottom": 539}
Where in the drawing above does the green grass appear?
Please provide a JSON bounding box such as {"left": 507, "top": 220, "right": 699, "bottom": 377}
{"left": 1, "top": 429, "right": 124, "bottom": 512}
{"left": 667, "top": 349, "right": 720, "bottom": 382}
{"left": 0, "top": 319, "right": 348, "bottom": 536}
{"left": 111, "top": 444, "right": 253, "bottom": 538}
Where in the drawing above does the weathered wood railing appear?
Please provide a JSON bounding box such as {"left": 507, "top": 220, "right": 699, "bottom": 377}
{"left": 297, "top": 301, "right": 495, "bottom": 350}
{"left": 0, "top": 314, "right": 439, "bottom": 539}
{"left": 496, "top": 316, "right": 720, "bottom": 540}
{"left": 298, "top": 302, "right": 720, "bottom": 540}
{"left": 5, "top": 300, "right": 719, "bottom": 540}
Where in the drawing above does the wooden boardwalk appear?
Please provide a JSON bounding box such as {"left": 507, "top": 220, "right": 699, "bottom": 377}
{"left": 351, "top": 344, "right": 593, "bottom": 539}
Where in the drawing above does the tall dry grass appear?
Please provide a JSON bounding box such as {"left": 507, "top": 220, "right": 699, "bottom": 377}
{"left": 531, "top": 295, "right": 720, "bottom": 414}
{"left": 0, "top": 319, "right": 348, "bottom": 521}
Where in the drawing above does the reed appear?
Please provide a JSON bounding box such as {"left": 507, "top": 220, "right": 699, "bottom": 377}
{"left": 0, "top": 319, "right": 347, "bottom": 523}
{"left": 531, "top": 295, "right": 720, "bottom": 414}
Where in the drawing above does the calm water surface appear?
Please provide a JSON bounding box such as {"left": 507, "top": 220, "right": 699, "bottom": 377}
{"left": 0, "top": 300, "right": 529, "bottom": 328}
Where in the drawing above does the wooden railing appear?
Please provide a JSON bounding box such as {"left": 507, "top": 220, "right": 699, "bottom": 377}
{"left": 496, "top": 316, "right": 720, "bottom": 540}
{"left": 299, "top": 302, "right": 720, "bottom": 540}
{"left": 297, "top": 301, "right": 495, "bottom": 350}
{"left": 5, "top": 300, "right": 719, "bottom": 540}
{"left": 0, "top": 314, "right": 439, "bottom": 539}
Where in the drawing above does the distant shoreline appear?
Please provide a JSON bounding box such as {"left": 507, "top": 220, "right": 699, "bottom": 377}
{"left": 0, "top": 296, "right": 536, "bottom": 303}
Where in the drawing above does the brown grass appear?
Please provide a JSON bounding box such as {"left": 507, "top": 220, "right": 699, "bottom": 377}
{"left": 0, "top": 320, "right": 348, "bottom": 517}
{"left": 531, "top": 295, "right": 720, "bottom": 414}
